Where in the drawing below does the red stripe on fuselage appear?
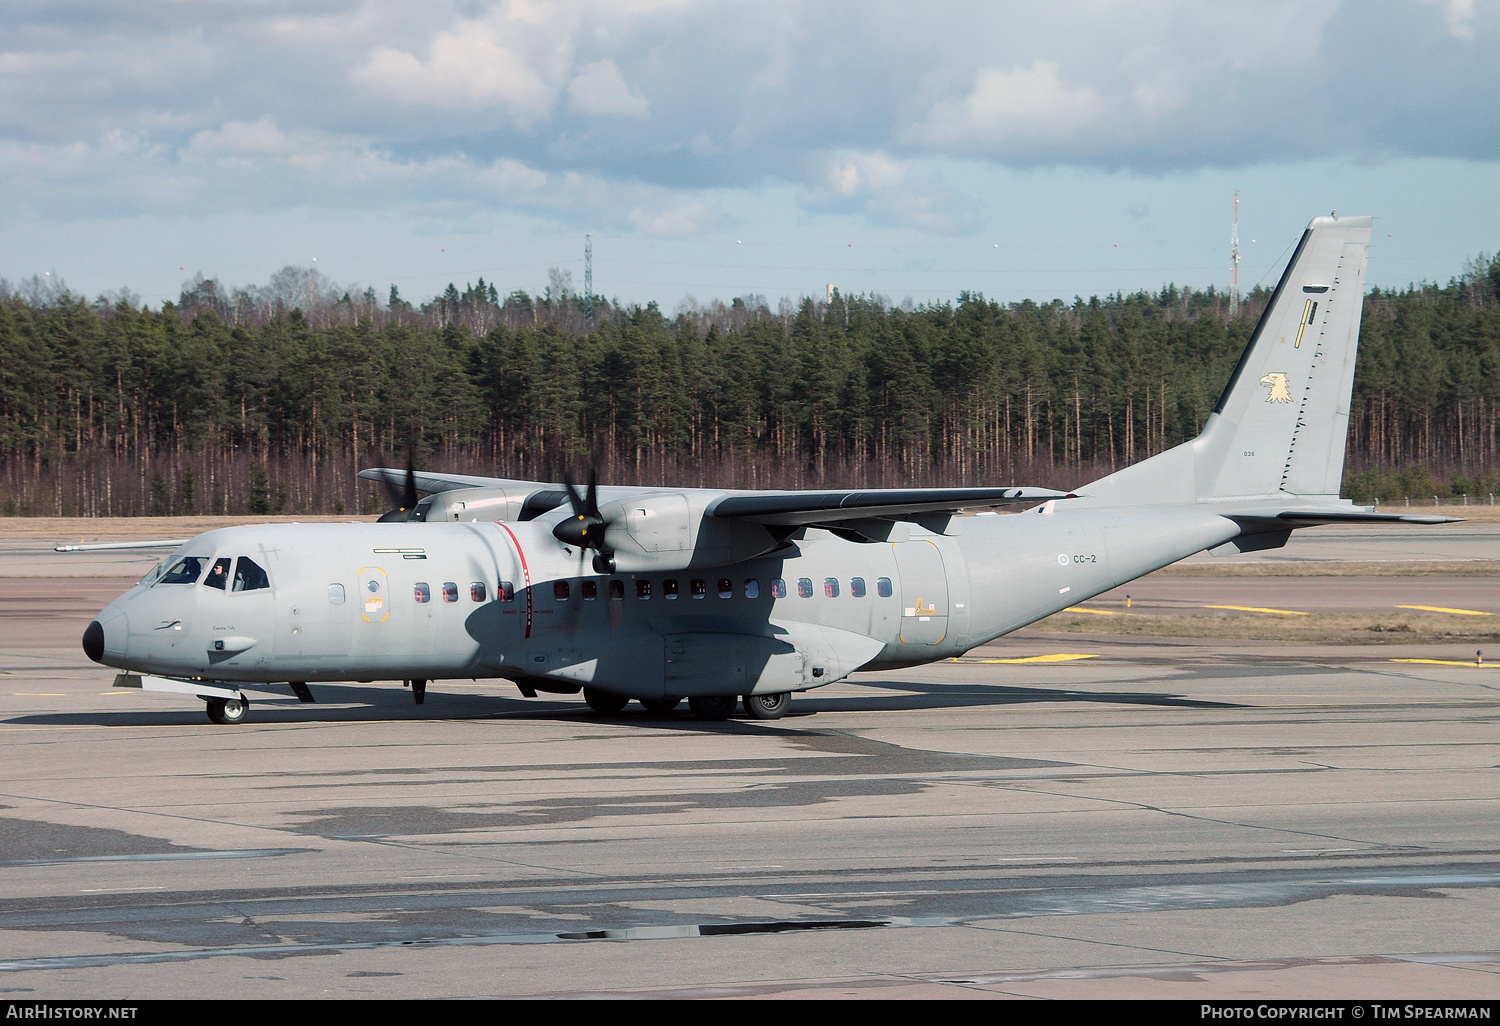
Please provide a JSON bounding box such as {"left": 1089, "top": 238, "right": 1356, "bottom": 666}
{"left": 495, "top": 522, "right": 533, "bottom": 639}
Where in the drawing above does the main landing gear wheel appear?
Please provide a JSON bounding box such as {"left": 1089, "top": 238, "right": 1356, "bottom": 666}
{"left": 205, "top": 695, "right": 248, "bottom": 725}
{"left": 584, "top": 687, "right": 630, "bottom": 715}
{"left": 688, "top": 695, "right": 736, "bottom": 721}
{"left": 742, "top": 692, "right": 790, "bottom": 720}
{"left": 639, "top": 697, "right": 682, "bottom": 716}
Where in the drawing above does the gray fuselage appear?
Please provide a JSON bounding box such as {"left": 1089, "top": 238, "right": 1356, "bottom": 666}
{"left": 90, "top": 504, "right": 1240, "bottom": 700}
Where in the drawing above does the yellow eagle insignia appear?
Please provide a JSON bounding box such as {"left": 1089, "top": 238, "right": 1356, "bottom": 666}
{"left": 1260, "top": 372, "right": 1292, "bottom": 403}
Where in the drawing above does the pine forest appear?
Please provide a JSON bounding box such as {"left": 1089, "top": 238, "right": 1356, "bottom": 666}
{"left": 2, "top": 253, "right": 1499, "bottom": 518}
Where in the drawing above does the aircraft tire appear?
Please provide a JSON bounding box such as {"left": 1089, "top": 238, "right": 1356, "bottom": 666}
{"left": 742, "top": 692, "right": 790, "bottom": 720}
{"left": 639, "top": 697, "right": 682, "bottom": 715}
{"left": 687, "top": 695, "right": 736, "bottom": 721}
{"left": 583, "top": 688, "right": 630, "bottom": 715}
{"left": 205, "top": 695, "right": 248, "bottom": 725}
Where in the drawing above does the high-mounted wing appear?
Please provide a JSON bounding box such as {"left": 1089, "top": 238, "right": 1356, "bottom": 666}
{"left": 706, "top": 487, "right": 1072, "bottom": 526}
{"left": 358, "top": 467, "right": 519, "bottom": 495}
{"left": 55, "top": 539, "right": 189, "bottom": 552}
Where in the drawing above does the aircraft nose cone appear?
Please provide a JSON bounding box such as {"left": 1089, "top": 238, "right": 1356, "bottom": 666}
{"left": 83, "top": 620, "right": 105, "bottom": 663}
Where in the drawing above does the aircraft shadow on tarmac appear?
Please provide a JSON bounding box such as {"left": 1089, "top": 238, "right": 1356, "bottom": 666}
{"left": 3, "top": 678, "right": 1242, "bottom": 730}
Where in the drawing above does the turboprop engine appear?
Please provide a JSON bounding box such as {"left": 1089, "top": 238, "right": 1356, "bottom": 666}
{"left": 550, "top": 482, "right": 784, "bottom": 574}
{"left": 591, "top": 492, "right": 783, "bottom": 572}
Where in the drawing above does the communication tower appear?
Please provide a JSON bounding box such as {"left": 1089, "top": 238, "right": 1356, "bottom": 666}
{"left": 1229, "top": 191, "right": 1240, "bottom": 318}
{"left": 584, "top": 234, "right": 593, "bottom": 303}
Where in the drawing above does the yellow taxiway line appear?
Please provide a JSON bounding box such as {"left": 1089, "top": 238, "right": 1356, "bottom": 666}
{"left": 1390, "top": 658, "right": 1498, "bottom": 668}
{"left": 970, "top": 654, "right": 1099, "bottom": 664}
{"left": 1396, "top": 604, "right": 1494, "bottom": 616}
{"left": 1065, "top": 607, "right": 1120, "bottom": 615}
{"left": 1206, "top": 604, "right": 1309, "bottom": 616}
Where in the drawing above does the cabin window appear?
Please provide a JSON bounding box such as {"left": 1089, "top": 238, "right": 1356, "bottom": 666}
{"left": 609, "top": 579, "right": 625, "bottom": 600}
{"left": 581, "top": 580, "right": 598, "bottom": 601}
{"left": 442, "top": 581, "right": 459, "bottom": 603}
{"left": 498, "top": 581, "right": 515, "bottom": 602}
{"left": 876, "top": 577, "right": 893, "bottom": 598}
{"left": 203, "top": 557, "right": 231, "bottom": 591}
{"left": 771, "top": 578, "right": 786, "bottom": 599}
{"left": 850, "top": 577, "right": 867, "bottom": 598}
{"left": 743, "top": 579, "right": 759, "bottom": 599}
{"left": 636, "top": 579, "right": 652, "bottom": 600}
{"left": 663, "top": 578, "right": 679, "bottom": 600}
{"left": 797, "top": 578, "right": 814, "bottom": 598}
{"left": 328, "top": 584, "right": 346, "bottom": 605}
{"left": 470, "top": 582, "right": 486, "bottom": 602}
{"left": 159, "top": 556, "right": 208, "bottom": 585}
{"left": 233, "top": 557, "right": 270, "bottom": 592}
{"left": 554, "top": 580, "right": 570, "bottom": 601}
{"left": 414, "top": 582, "right": 431, "bottom": 603}
{"left": 690, "top": 578, "right": 707, "bottom": 599}
{"left": 824, "top": 578, "right": 840, "bottom": 598}
{"left": 717, "top": 578, "right": 733, "bottom": 599}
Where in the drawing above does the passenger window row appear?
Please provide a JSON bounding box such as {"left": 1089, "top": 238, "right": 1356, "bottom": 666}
{"left": 489, "top": 576, "right": 894, "bottom": 603}
{"left": 412, "top": 582, "right": 487, "bottom": 603}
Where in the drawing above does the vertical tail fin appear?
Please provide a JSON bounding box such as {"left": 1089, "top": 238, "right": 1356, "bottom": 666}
{"left": 1072, "top": 214, "right": 1373, "bottom": 508}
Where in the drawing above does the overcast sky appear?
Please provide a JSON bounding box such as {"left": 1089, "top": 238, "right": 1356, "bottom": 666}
{"left": 3, "top": 0, "right": 1498, "bottom": 308}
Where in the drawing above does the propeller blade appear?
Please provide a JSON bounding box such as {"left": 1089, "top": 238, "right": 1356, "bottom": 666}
{"left": 402, "top": 452, "right": 418, "bottom": 511}
{"left": 562, "top": 471, "right": 587, "bottom": 517}
{"left": 376, "top": 444, "right": 421, "bottom": 522}
{"left": 553, "top": 461, "right": 613, "bottom": 555}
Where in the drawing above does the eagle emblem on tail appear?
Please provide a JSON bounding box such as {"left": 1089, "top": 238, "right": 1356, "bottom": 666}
{"left": 1260, "top": 372, "right": 1292, "bottom": 403}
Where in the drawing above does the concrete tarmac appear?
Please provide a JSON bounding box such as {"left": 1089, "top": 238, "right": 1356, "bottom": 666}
{"left": 1, "top": 520, "right": 1498, "bottom": 999}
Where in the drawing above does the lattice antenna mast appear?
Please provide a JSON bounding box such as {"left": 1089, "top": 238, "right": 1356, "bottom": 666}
{"left": 1229, "top": 191, "right": 1240, "bottom": 318}
{"left": 584, "top": 234, "right": 593, "bottom": 317}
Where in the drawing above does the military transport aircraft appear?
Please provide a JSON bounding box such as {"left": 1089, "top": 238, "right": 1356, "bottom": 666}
{"left": 77, "top": 214, "right": 1455, "bottom": 724}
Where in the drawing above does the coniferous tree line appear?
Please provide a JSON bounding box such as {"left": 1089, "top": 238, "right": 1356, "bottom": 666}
{"left": 1, "top": 254, "right": 1498, "bottom": 517}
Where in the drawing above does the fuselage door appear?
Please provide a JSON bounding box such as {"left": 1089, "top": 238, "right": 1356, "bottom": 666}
{"left": 357, "top": 567, "right": 391, "bottom": 623}
{"left": 894, "top": 540, "right": 948, "bottom": 645}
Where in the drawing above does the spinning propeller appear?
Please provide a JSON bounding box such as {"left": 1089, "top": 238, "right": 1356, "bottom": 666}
{"left": 376, "top": 453, "right": 420, "bottom": 522}
{"left": 553, "top": 468, "right": 618, "bottom": 574}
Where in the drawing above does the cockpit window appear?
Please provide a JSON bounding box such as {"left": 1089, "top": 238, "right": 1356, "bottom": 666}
{"left": 232, "top": 557, "right": 270, "bottom": 592}
{"left": 158, "top": 556, "right": 208, "bottom": 585}
{"left": 203, "top": 557, "right": 231, "bottom": 591}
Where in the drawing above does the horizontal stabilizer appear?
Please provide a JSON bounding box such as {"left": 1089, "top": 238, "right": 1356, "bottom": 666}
{"left": 1223, "top": 503, "right": 1462, "bottom": 530}
{"left": 707, "top": 487, "right": 1071, "bottom": 526}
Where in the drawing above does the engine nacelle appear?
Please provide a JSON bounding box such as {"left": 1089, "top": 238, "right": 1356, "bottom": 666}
{"left": 414, "top": 488, "right": 533, "bottom": 523}
{"left": 596, "top": 492, "right": 783, "bottom": 572}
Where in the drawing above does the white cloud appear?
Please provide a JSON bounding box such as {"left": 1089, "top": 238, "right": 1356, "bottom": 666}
{"left": 807, "top": 150, "right": 972, "bottom": 234}
{"left": 1425, "top": 0, "right": 1477, "bottom": 38}
{"left": 919, "top": 60, "right": 1107, "bottom": 149}
{"left": 826, "top": 151, "right": 909, "bottom": 196}
{"left": 629, "top": 201, "right": 716, "bottom": 236}
{"left": 186, "top": 118, "right": 369, "bottom": 173}
{"left": 350, "top": 13, "right": 568, "bottom": 122}
{"left": 566, "top": 59, "right": 649, "bottom": 118}
{"left": 479, "top": 156, "right": 549, "bottom": 191}
{"left": 3, "top": 0, "right": 1498, "bottom": 240}
{"left": 189, "top": 118, "right": 299, "bottom": 158}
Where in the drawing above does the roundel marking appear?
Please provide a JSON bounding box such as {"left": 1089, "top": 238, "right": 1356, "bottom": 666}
{"left": 1057, "top": 554, "right": 1069, "bottom": 565}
